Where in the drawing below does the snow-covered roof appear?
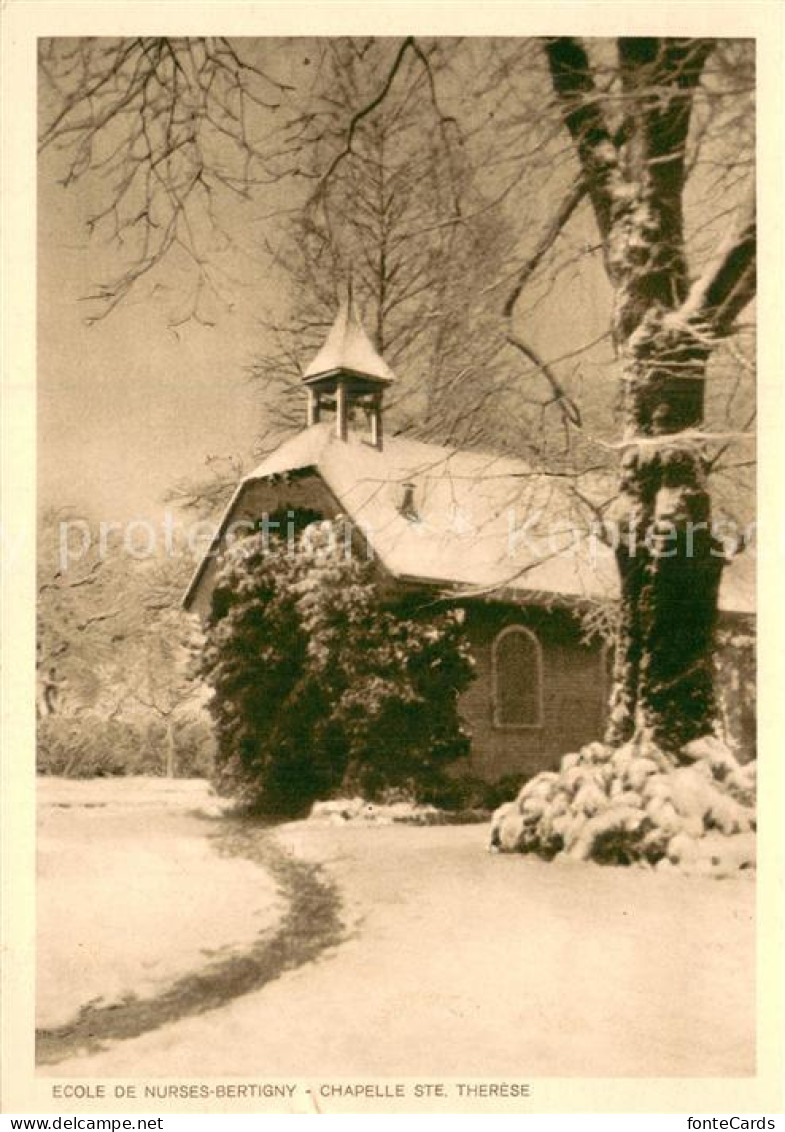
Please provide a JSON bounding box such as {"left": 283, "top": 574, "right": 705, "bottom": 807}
{"left": 183, "top": 423, "right": 755, "bottom": 616}
{"left": 303, "top": 295, "right": 396, "bottom": 384}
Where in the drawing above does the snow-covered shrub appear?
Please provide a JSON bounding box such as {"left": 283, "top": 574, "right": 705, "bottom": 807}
{"left": 199, "top": 520, "right": 474, "bottom": 816}
{"left": 490, "top": 734, "right": 756, "bottom": 876}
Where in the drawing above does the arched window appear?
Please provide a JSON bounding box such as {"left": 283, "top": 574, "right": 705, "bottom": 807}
{"left": 492, "top": 626, "right": 543, "bottom": 729}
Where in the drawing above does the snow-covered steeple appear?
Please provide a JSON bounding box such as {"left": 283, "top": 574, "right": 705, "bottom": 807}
{"left": 302, "top": 282, "right": 395, "bottom": 449}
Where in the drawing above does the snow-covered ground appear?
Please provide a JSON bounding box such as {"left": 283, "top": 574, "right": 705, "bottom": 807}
{"left": 38, "top": 777, "right": 755, "bottom": 1078}
{"left": 37, "top": 777, "right": 284, "bottom": 1030}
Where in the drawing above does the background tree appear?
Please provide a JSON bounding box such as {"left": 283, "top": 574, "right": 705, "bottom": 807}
{"left": 37, "top": 512, "right": 213, "bottom": 776}
{"left": 37, "top": 507, "right": 135, "bottom": 717}
{"left": 247, "top": 38, "right": 515, "bottom": 449}
{"left": 119, "top": 608, "right": 210, "bottom": 777}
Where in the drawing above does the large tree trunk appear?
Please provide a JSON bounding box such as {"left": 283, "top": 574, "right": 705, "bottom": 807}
{"left": 606, "top": 318, "right": 726, "bottom": 751}
{"left": 542, "top": 37, "right": 754, "bottom": 758}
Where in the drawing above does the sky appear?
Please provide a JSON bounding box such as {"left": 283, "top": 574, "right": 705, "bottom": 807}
{"left": 38, "top": 153, "right": 270, "bottom": 524}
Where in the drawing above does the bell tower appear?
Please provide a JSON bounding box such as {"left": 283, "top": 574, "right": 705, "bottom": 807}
{"left": 302, "top": 284, "right": 395, "bottom": 449}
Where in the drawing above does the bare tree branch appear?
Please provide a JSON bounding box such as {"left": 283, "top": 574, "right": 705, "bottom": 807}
{"left": 679, "top": 187, "right": 756, "bottom": 337}
{"left": 507, "top": 333, "right": 583, "bottom": 429}
{"left": 503, "top": 176, "right": 587, "bottom": 317}
{"left": 316, "top": 37, "right": 417, "bottom": 188}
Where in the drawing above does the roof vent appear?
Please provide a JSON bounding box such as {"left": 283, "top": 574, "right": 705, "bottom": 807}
{"left": 397, "top": 482, "right": 419, "bottom": 522}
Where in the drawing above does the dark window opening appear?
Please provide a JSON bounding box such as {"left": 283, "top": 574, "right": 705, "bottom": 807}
{"left": 260, "top": 506, "right": 325, "bottom": 544}
{"left": 492, "top": 626, "right": 543, "bottom": 728}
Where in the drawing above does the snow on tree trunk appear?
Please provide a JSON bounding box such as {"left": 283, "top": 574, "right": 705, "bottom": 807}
{"left": 606, "top": 319, "right": 725, "bottom": 751}
{"left": 541, "top": 37, "right": 754, "bottom": 758}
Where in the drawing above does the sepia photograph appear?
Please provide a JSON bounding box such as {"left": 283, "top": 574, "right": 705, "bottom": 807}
{"left": 2, "top": 3, "right": 782, "bottom": 1117}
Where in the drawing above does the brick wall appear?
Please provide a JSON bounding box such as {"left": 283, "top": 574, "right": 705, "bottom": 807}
{"left": 457, "top": 603, "right": 607, "bottom": 782}
{"left": 458, "top": 603, "right": 756, "bottom": 782}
